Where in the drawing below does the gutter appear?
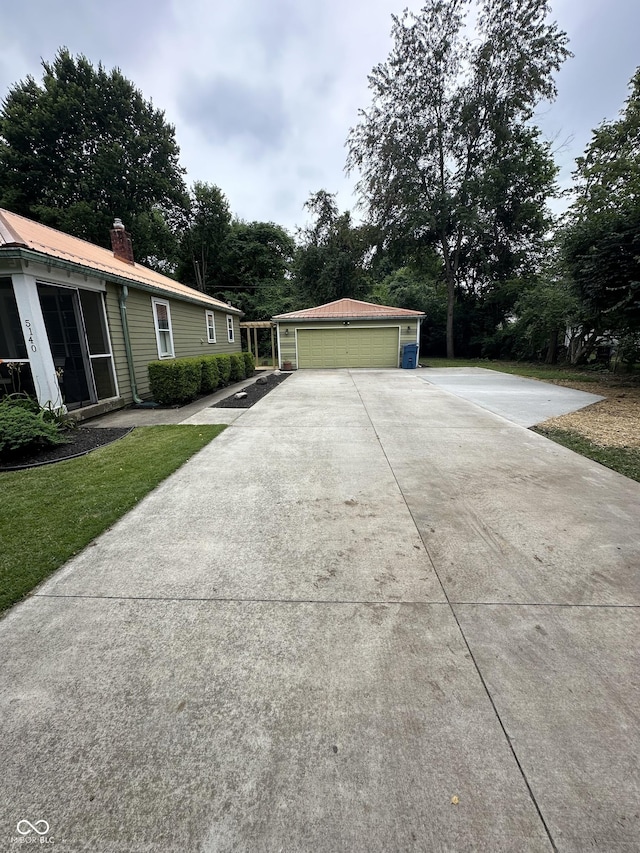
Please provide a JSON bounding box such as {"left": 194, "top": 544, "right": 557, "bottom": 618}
{"left": 118, "top": 285, "right": 144, "bottom": 405}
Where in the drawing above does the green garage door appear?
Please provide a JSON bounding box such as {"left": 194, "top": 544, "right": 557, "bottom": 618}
{"left": 297, "top": 327, "right": 400, "bottom": 368}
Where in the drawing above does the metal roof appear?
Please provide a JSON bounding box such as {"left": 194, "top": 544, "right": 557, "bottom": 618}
{"left": 273, "top": 297, "right": 425, "bottom": 321}
{"left": 0, "top": 208, "right": 242, "bottom": 314}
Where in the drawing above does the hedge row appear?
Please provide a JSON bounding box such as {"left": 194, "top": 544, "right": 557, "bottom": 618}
{"left": 148, "top": 352, "right": 255, "bottom": 406}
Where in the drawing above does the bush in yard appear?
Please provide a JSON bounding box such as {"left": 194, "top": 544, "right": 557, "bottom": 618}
{"left": 229, "top": 353, "right": 246, "bottom": 382}
{"left": 148, "top": 359, "right": 202, "bottom": 405}
{"left": 200, "top": 356, "right": 221, "bottom": 393}
{"left": 0, "top": 402, "right": 68, "bottom": 459}
{"left": 243, "top": 351, "right": 255, "bottom": 376}
{"left": 1, "top": 392, "right": 41, "bottom": 414}
{"left": 215, "top": 354, "right": 231, "bottom": 385}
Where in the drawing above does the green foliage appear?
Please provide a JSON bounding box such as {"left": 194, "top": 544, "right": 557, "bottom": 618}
{"left": 229, "top": 353, "right": 246, "bottom": 382}
{"left": 215, "top": 354, "right": 232, "bottom": 385}
{"left": 347, "top": 0, "right": 570, "bottom": 356}
{"left": 0, "top": 48, "right": 187, "bottom": 265}
{"left": 370, "top": 266, "right": 448, "bottom": 355}
{"left": 509, "top": 264, "right": 583, "bottom": 361}
{"left": 0, "top": 393, "right": 41, "bottom": 414}
{"left": 177, "top": 198, "right": 296, "bottom": 318}
{"left": 560, "top": 67, "right": 640, "bottom": 355}
{"left": 200, "top": 356, "right": 221, "bottom": 394}
{"left": 177, "top": 182, "right": 232, "bottom": 291}
{"left": 563, "top": 206, "right": 640, "bottom": 331}
{"left": 0, "top": 401, "right": 68, "bottom": 459}
{"left": 147, "top": 353, "right": 248, "bottom": 404}
{"left": 243, "top": 351, "right": 256, "bottom": 376}
{"left": 225, "top": 220, "right": 295, "bottom": 293}
{"left": 0, "top": 425, "right": 226, "bottom": 612}
{"left": 615, "top": 331, "right": 640, "bottom": 370}
{"left": 293, "top": 190, "right": 373, "bottom": 306}
{"left": 148, "top": 359, "right": 202, "bottom": 405}
{"left": 570, "top": 67, "right": 640, "bottom": 220}
{"left": 1, "top": 392, "right": 77, "bottom": 429}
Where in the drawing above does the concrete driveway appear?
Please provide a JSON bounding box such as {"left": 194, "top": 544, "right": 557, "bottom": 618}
{"left": 1, "top": 370, "right": 638, "bottom": 851}
{"left": 421, "top": 366, "right": 604, "bottom": 426}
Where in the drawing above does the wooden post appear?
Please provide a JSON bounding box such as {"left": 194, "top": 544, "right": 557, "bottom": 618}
{"left": 253, "top": 327, "right": 259, "bottom": 363}
{"left": 271, "top": 325, "right": 276, "bottom": 369}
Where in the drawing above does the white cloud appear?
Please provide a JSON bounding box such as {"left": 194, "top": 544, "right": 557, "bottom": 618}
{"left": 1, "top": 0, "right": 639, "bottom": 232}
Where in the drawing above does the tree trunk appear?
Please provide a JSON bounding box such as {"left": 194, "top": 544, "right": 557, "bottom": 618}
{"left": 446, "top": 282, "right": 455, "bottom": 359}
{"left": 570, "top": 329, "right": 599, "bottom": 365}
{"left": 545, "top": 330, "right": 558, "bottom": 364}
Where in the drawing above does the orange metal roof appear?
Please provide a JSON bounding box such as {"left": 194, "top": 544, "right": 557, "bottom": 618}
{"left": 273, "top": 298, "right": 425, "bottom": 321}
{"left": 0, "top": 208, "right": 241, "bottom": 314}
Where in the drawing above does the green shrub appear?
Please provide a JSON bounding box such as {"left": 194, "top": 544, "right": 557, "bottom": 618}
{"left": 229, "top": 353, "right": 246, "bottom": 382}
{"left": 216, "top": 354, "right": 232, "bottom": 385}
{"left": 148, "top": 359, "right": 202, "bottom": 405}
{"left": 1, "top": 392, "right": 41, "bottom": 414}
{"left": 0, "top": 403, "right": 68, "bottom": 459}
{"left": 201, "top": 357, "right": 221, "bottom": 393}
{"left": 243, "top": 351, "right": 255, "bottom": 376}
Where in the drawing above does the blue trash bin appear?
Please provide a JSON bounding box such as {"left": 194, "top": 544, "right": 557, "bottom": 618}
{"left": 401, "top": 343, "right": 419, "bottom": 369}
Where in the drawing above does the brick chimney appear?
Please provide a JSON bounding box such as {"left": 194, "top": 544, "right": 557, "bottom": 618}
{"left": 110, "top": 218, "right": 135, "bottom": 264}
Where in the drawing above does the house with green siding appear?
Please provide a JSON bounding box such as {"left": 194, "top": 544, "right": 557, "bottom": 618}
{"left": 0, "top": 209, "right": 242, "bottom": 418}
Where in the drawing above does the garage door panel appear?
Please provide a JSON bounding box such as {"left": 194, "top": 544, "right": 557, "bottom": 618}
{"left": 297, "top": 327, "right": 399, "bottom": 368}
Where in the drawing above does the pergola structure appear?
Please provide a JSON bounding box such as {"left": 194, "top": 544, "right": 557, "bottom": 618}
{"left": 240, "top": 321, "right": 277, "bottom": 368}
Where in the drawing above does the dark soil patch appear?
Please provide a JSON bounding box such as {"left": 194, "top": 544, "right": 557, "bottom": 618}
{"left": 212, "top": 372, "right": 291, "bottom": 409}
{"left": 0, "top": 427, "right": 132, "bottom": 471}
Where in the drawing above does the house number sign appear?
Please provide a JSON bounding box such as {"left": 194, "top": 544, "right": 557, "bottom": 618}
{"left": 25, "top": 320, "right": 37, "bottom": 352}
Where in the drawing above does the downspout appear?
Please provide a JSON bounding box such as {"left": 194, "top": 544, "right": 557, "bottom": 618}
{"left": 118, "top": 285, "right": 144, "bottom": 405}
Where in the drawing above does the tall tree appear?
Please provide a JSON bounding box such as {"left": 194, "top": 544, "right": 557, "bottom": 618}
{"left": 176, "top": 182, "right": 232, "bottom": 292}
{"left": 217, "top": 220, "right": 297, "bottom": 318}
{"left": 563, "top": 67, "right": 640, "bottom": 336}
{"left": 347, "top": 0, "right": 570, "bottom": 357}
{"left": 0, "top": 48, "right": 187, "bottom": 265}
{"left": 225, "top": 220, "right": 295, "bottom": 293}
{"left": 294, "top": 190, "right": 372, "bottom": 306}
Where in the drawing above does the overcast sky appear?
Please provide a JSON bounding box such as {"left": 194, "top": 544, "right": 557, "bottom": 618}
{"left": 1, "top": 0, "right": 638, "bottom": 233}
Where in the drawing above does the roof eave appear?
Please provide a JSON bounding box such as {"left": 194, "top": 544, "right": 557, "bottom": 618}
{"left": 273, "top": 314, "right": 425, "bottom": 322}
{"left": 0, "top": 247, "right": 243, "bottom": 314}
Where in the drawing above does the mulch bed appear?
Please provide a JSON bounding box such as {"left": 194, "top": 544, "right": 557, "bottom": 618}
{"left": 538, "top": 376, "right": 640, "bottom": 448}
{"left": 0, "top": 427, "right": 132, "bottom": 471}
{"left": 212, "top": 372, "right": 291, "bottom": 409}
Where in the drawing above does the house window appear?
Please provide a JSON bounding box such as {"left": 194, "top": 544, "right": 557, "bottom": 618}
{"left": 152, "top": 298, "right": 174, "bottom": 358}
{"left": 206, "top": 311, "right": 216, "bottom": 343}
{"left": 226, "top": 315, "right": 235, "bottom": 343}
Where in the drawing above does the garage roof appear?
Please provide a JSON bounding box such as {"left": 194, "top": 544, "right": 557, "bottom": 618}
{"left": 0, "top": 207, "right": 242, "bottom": 314}
{"left": 273, "top": 298, "right": 425, "bottom": 321}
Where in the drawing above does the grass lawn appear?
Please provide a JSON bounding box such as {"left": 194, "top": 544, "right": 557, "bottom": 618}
{"left": 421, "top": 357, "right": 601, "bottom": 384}
{"left": 533, "top": 427, "right": 640, "bottom": 483}
{"left": 0, "top": 424, "right": 225, "bottom": 614}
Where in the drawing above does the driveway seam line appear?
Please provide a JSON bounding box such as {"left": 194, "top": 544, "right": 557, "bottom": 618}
{"left": 350, "top": 371, "right": 559, "bottom": 853}
{"left": 32, "top": 593, "right": 451, "bottom": 605}
{"left": 32, "top": 594, "right": 640, "bottom": 609}
{"left": 446, "top": 604, "right": 559, "bottom": 852}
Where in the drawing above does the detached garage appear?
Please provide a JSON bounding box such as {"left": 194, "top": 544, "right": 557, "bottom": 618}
{"left": 273, "top": 298, "right": 424, "bottom": 369}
